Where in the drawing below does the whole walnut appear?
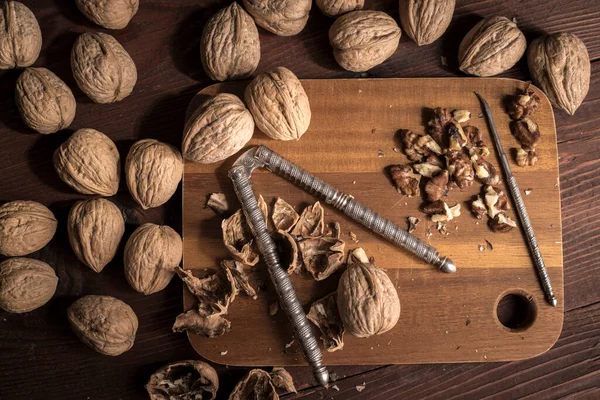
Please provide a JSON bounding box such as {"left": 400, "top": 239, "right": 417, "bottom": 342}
{"left": 242, "top": 0, "right": 311, "bottom": 36}
{"left": 337, "top": 263, "right": 401, "bottom": 337}
{"left": 459, "top": 16, "right": 526, "bottom": 77}
{"left": 124, "top": 223, "right": 182, "bottom": 295}
{"left": 329, "top": 11, "right": 401, "bottom": 72}
{"left": 316, "top": 0, "right": 363, "bottom": 18}
{"left": 146, "top": 360, "right": 219, "bottom": 400}
{"left": 0, "top": 1, "right": 41, "bottom": 69}
{"left": 0, "top": 200, "right": 57, "bottom": 257}
{"left": 527, "top": 32, "right": 590, "bottom": 115}
{"left": 201, "top": 2, "right": 260, "bottom": 82}
{"left": 67, "top": 295, "right": 138, "bottom": 356}
{"left": 125, "top": 139, "right": 183, "bottom": 209}
{"left": 245, "top": 67, "right": 311, "bottom": 141}
{"left": 54, "top": 128, "right": 121, "bottom": 196}
{"left": 399, "top": 0, "right": 455, "bottom": 46}
{"left": 15, "top": 67, "right": 76, "bottom": 134}
{"left": 183, "top": 93, "right": 254, "bottom": 163}
{"left": 71, "top": 32, "right": 137, "bottom": 103}
{"left": 75, "top": 0, "right": 139, "bottom": 30}
{"left": 68, "top": 198, "right": 125, "bottom": 273}
{"left": 0, "top": 258, "right": 58, "bottom": 313}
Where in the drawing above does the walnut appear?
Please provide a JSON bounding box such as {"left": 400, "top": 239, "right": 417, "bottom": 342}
{"left": 510, "top": 118, "right": 540, "bottom": 150}
{"left": 222, "top": 209, "right": 260, "bottom": 266}
{"left": 271, "top": 197, "right": 299, "bottom": 232}
{"left": 337, "top": 263, "right": 400, "bottom": 337}
{"left": 15, "top": 68, "right": 76, "bottom": 134}
{"left": 484, "top": 185, "right": 510, "bottom": 218}
{"left": 425, "top": 170, "right": 449, "bottom": 202}
{"left": 243, "top": 0, "right": 311, "bottom": 36}
{"left": 489, "top": 213, "right": 517, "bottom": 233}
{"left": 399, "top": 129, "right": 443, "bottom": 162}
{"left": 71, "top": 32, "right": 136, "bottom": 103}
{"left": 54, "top": 129, "right": 120, "bottom": 196}
{"left": 446, "top": 150, "right": 474, "bottom": 188}
{"left": 399, "top": 0, "right": 455, "bottom": 46}
{"left": 307, "top": 292, "right": 345, "bottom": 352}
{"left": 68, "top": 198, "right": 125, "bottom": 273}
{"left": 275, "top": 229, "right": 300, "bottom": 274}
{"left": 471, "top": 154, "right": 501, "bottom": 185}
{"left": 125, "top": 139, "right": 183, "bottom": 209}
{"left": 298, "top": 236, "right": 345, "bottom": 281}
{"left": 426, "top": 107, "right": 452, "bottom": 145}
{"left": 413, "top": 161, "right": 442, "bottom": 178}
{"left": 316, "top": 0, "right": 363, "bottom": 18}
{"left": 124, "top": 223, "right": 183, "bottom": 295}
{"left": 0, "top": 1, "right": 41, "bottom": 69}
{"left": 447, "top": 120, "right": 468, "bottom": 150}
{"left": 67, "top": 295, "right": 138, "bottom": 356}
{"left": 0, "top": 200, "right": 57, "bottom": 257}
{"left": 230, "top": 368, "right": 297, "bottom": 400}
{"left": 470, "top": 195, "right": 486, "bottom": 219}
{"left": 183, "top": 93, "right": 254, "bottom": 163}
{"left": 329, "top": 10, "right": 401, "bottom": 72}
{"left": 459, "top": 16, "right": 526, "bottom": 76}
{"left": 423, "top": 200, "right": 460, "bottom": 222}
{"left": 245, "top": 67, "right": 311, "bottom": 141}
{"left": 515, "top": 147, "right": 538, "bottom": 167}
{"left": 146, "top": 360, "right": 219, "bottom": 400}
{"left": 206, "top": 192, "right": 229, "bottom": 215}
{"left": 201, "top": 2, "right": 260, "bottom": 81}
{"left": 527, "top": 32, "right": 590, "bottom": 115}
{"left": 507, "top": 85, "right": 541, "bottom": 120}
{"left": 389, "top": 164, "right": 421, "bottom": 197}
{"left": 291, "top": 202, "right": 324, "bottom": 237}
{"left": 0, "top": 258, "right": 58, "bottom": 313}
{"left": 75, "top": 0, "right": 138, "bottom": 30}
{"left": 452, "top": 109, "right": 471, "bottom": 123}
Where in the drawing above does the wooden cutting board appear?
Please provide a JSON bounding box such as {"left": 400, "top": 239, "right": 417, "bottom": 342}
{"left": 182, "top": 78, "right": 563, "bottom": 366}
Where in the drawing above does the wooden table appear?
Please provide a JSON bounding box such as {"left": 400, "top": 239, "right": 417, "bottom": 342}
{"left": 0, "top": 1, "right": 598, "bottom": 399}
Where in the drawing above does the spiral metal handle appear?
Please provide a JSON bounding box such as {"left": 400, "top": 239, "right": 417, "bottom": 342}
{"left": 254, "top": 145, "right": 456, "bottom": 274}
{"left": 229, "top": 166, "right": 329, "bottom": 387}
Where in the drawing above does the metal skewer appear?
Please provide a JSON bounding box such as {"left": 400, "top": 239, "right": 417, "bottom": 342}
{"left": 475, "top": 92, "right": 557, "bottom": 307}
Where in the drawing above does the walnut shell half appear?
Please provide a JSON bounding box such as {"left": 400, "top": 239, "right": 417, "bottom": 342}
{"left": 76, "top": 0, "right": 139, "bottom": 30}
{"left": 0, "top": 258, "right": 58, "bottom": 313}
{"left": 307, "top": 292, "right": 345, "bottom": 352}
{"left": 146, "top": 360, "right": 219, "bottom": 400}
{"left": 0, "top": 200, "right": 57, "bottom": 257}
{"left": 71, "top": 32, "right": 137, "bottom": 103}
{"left": 54, "top": 128, "right": 121, "bottom": 196}
{"left": 399, "top": 0, "right": 455, "bottom": 46}
{"left": 242, "top": 0, "right": 311, "bottom": 36}
{"left": 316, "top": 0, "right": 363, "bottom": 18}
{"left": 229, "top": 368, "right": 296, "bottom": 400}
{"left": 15, "top": 68, "right": 76, "bottom": 134}
{"left": 0, "top": 1, "right": 42, "bottom": 69}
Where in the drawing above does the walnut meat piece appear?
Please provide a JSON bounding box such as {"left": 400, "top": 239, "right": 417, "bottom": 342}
{"left": 243, "top": 0, "right": 311, "bottom": 36}
{"left": 67, "top": 295, "right": 138, "bottom": 356}
{"left": 0, "top": 1, "right": 41, "bottom": 69}
{"left": 125, "top": 139, "right": 183, "bottom": 209}
{"left": 515, "top": 147, "right": 538, "bottom": 167}
{"left": 201, "top": 2, "right": 260, "bottom": 81}
{"left": 452, "top": 109, "right": 471, "bottom": 123}
{"left": 206, "top": 193, "right": 229, "bottom": 215}
{"left": 471, "top": 154, "right": 500, "bottom": 185}
{"left": 470, "top": 195, "right": 487, "bottom": 219}
{"left": 183, "top": 93, "right": 254, "bottom": 163}
{"left": 447, "top": 120, "right": 468, "bottom": 150}
{"left": 0, "top": 258, "right": 58, "bottom": 313}
{"left": 426, "top": 107, "right": 452, "bottom": 145}
{"left": 75, "top": 0, "right": 139, "bottom": 30}
{"left": 71, "top": 32, "right": 137, "bottom": 103}
{"left": 68, "top": 198, "right": 125, "bottom": 273}
{"left": 413, "top": 161, "right": 442, "bottom": 178}
{"left": 124, "top": 223, "right": 183, "bottom": 295}
{"left": 489, "top": 213, "right": 517, "bottom": 232}
{"left": 399, "top": 129, "right": 443, "bottom": 162}
{"left": 291, "top": 202, "right": 325, "bottom": 237}
{"left": 307, "top": 292, "right": 345, "bottom": 352}
{"left": 15, "top": 68, "right": 76, "bottom": 134}
{"left": 484, "top": 185, "right": 510, "bottom": 218}
{"left": 446, "top": 150, "right": 474, "bottom": 188}
{"left": 510, "top": 118, "right": 540, "bottom": 150}
{"left": 229, "top": 368, "right": 296, "bottom": 400}
{"left": 329, "top": 10, "right": 401, "bottom": 72}
{"left": 54, "top": 129, "right": 120, "bottom": 196}
{"left": 316, "top": 0, "right": 363, "bottom": 18}
{"left": 507, "top": 86, "right": 540, "bottom": 120}
{"left": 222, "top": 209, "right": 260, "bottom": 266}
{"left": 423, "top": 200, "right": 460, "bottom": 222}
{"left": 146, "top": 360, "right": 219, "bottom": 400}
{"left": 298, "top": 236, "right": 345, "bottom": 281}
{"left": 271, "top": 197, "right": 299, "bottom": 232}
{"left": 425, "top": 170, "right": 449, "bottom": 202}
{"left": 245, "top": 67, "right": 311, "bottom": 141}
{"left": 0, "top": 200, "right": 57, "bottom": 257}
{"left": 458, "top": 16, "right": 526, "bottom": 77}
{"left": 399, "top": 0, "right": 455, "bottom": 46}
{"left": 337, "top": 263, "right": 400, "bottom": 337}
{"left": 390, "top": 164, "right": 421, "bottom": 197}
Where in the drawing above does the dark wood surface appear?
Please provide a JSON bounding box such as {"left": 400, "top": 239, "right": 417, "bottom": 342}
{"left": 0, "top": 1, "right": 598, "bottom": 399}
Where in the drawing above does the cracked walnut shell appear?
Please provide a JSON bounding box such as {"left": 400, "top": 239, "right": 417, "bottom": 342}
{"left": 68, "top": 295, "right": 138, "bottom": 356}
{"left": 298, "top": 236, "right": 345, "bottom": 281}
{"left": 316, "top": 0, "right": 363, "bottom": 18}
{"left": 71, "top": 32, "right": 137, "bottom": 103}
{"left": 243, "top": 0, "right": 311, "bottom": 36}
{"left": 329, "top": 10, "right": 401, "bottom": 72}
{"left": 124, "top": 223, "right": 182, "bottom": 295}
{"left": 222, "top": 209, "right": 260, "bottom": 266}
{"left": 399, "top": 0, "right": 455, "bottom": 46}
{"left": 201, "top": 2, "right": 260, "bottom": 81}
{"left": 75, "top": 0, "right": 138, "bottom": 30}
{"left": 126, "top": 139, "right": 183, "bottom": 209}
{"left": 0, "top": 258, "right": 58, "bottom": 313}
{"left": 0, "top": 200, "right": 57, "bottom": 257}
{"left": 54, "top": 128, "right": 121, "bottom": 196}
{"left": 307, "top": 292, "right": 345, "bottom": 352}
{"left": 229, "top": 368, "right": 296, "bottom": 400}
{"left": 15, "top": 68, "right": 76, "bottom": 134}
{"left": 146, "top": 360, "right": 219, "bottom": 400}
{"left": 0, "top": 1, "right": 41, "bottom": 69}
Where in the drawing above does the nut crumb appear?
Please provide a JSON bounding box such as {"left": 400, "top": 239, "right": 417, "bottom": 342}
{"left": 285, "top": 339, "right": 294, "bottom": 349}
{"left": 407, "top": 216, "right": 420, "bottom": 233}
{"left": 511, "top": 17, "right": 517, "bottom": 23}
{"left": 349, "top": 231, "right": 358, "bottom": 243}
{"left": 478, "top": 113, "right": 484, "bottom": 118}
{"left": 440, "top": 56, "right": 448, "bottom": 66}
{"left": 269, "top": 302, "right": 279, "bottom": 316}
{"left": 330, "top": 372, "right": 339, "bottom": 381}
{"left": 220, "top": 350, "right": 228, "bottom": 355}
{"left": 524, "top": 189, "right": 532, "bottom": 195}
{"left": 485, "top": 240, "right": 493, "bottom": 250}
{"left": 377, "top": 149, "right": 384, "bottom": 157}
{"left": 466, "top": 319, "right": 471, "bottom": 326}
{"left": 393, "top": 147, "right": 399, "bottom": 153}
{"left": 332, "top": 385, "right": 340, "bottom": 391}
{"left": 358, "top": 89, "right": 363, "bottom": 93}
{"left": 371, "top": 128, "right": 376, "bottom": 134}
{"left": 478, "top": 245, "right": 485, "bottom": 252}
{"left": 356, "top": 383, "right": 366, "bottom": 392}
{"left": 352, "top": 181, "right": 356, "bottom": 184}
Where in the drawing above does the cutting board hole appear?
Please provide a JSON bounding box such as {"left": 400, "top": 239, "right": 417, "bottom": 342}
{"left": 496, "top": 292, "right": 537, "bottom": 331}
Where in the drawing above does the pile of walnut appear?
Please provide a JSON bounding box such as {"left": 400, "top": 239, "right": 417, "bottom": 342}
{"left": 390, "top": 107, "right": 518, "bottom": 233}
{"left": 507, "top": 84, "right": 542, "bottom": 167}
